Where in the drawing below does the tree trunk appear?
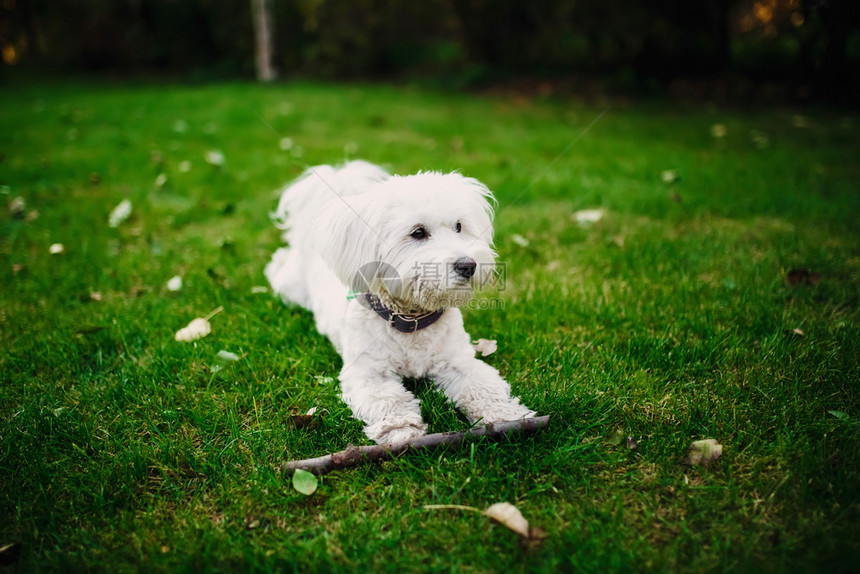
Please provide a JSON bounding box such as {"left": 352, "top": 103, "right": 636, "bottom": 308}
{"left": 252, "top": 0, "right": 276, "bottom": 82}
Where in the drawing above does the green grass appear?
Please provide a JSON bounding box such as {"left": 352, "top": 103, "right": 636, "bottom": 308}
{"left": 1, "top": 78, "right": 859, "bottom": 572}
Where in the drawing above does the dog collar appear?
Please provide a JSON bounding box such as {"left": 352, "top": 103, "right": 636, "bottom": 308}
{"left": 364, "top": 293, "right": 444, "bottom": 333}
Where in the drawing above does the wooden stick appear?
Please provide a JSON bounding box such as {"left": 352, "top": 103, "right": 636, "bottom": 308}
{"left": 282, "top": 415, "right": 550, "bottom": 476}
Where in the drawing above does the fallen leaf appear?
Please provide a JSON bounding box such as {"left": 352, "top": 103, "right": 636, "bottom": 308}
{"left": 606, "top": 428, "right": 624, "bottom": 446}
{"left": 8, "top": 196, "right": 26, "bottom": 218}
{"left": 511, "top": 234, "right": 529, "bottom": 247}
{"left": 205, "top": 150, "right": 225, "bottom": 166}
{"left": 661, "top": 170, "right": 679, "bottom": 184}
{"left": 473, "top": 338, "right": 497, "bottom": 357}
{"left": 786, "top": 268, "right": 820, "bottom": 287}
{"left": 792, "top": 328, "right": 805, "bottom": 336}
{"left": 290, "top": 406, "right": 325, "bottom": 429}
{"left": 684, "top": 438, "right": 723, "bottom": 467}
{"left": 175, "top": 318, "right": 211, "bottom": 342}
{"left": 166, "top": 275, "right": 183, "bottom": 291}
{"left": 573, "top": 208, "right": 605, "bottom": 225}
{"left": 290, "top": 415, "right": 316, "bottom": 429}
{"left": 292, "top": 468, "right": 318, "bottom": 495}
{"left": 175, "top": 307, "right": 222, "bottom": 342}
{"left": 108, "top": 199, "right": 133, "bottom": 228}
{"left": 89, "top": 291, "right": 102, "bottom": 301}
{"left": 49, "top": 243, "right": 64, "bottom": 255}
{"left": 483, "top": 502, "right": 530, "bottom": 538}
{"left": 828, "top": 410, "right": 849, "bottom": 420}
{"left": 216, "top": 350, "right": 240, "bottom": 362}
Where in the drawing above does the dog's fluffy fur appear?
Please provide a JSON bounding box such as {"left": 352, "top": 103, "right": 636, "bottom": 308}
{"left": 265, "top": 161, "right": 534, "bottom": 443}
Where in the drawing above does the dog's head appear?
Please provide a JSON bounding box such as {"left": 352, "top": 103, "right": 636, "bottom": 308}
{"left": 312, "top": 171, "right": 497, "bottom": 312}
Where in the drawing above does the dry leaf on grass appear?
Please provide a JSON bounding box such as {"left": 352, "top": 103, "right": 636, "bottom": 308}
{"left": 166, "top": 275, "right": 183, "bottom": 291}
{"left": 216, "top": 350, "right": 240, "bottom": 362}
{"left": 175, "top": 306, "right": 223, "bottom": 342}
{"left": 511, "top": 234, "right": 529, "bottom": 247}
{"left": 573, "top": 208, "right": 605, "bottom": 225}
{"left": 424, "top": 502, "right": 546, "bottom": 542}
{"left": 661, "top": 170, "right": 679, "bottom": 184}
{"left": 175, "top": 318, "right": 211, "bottom": 342}
{"left": 684, "top": 438, "right": 723, "bottom": 467}
{"left": 290, "top": 406, "right": 326, "bottom": 429}
{"left": 483, "top": 502, "right": 530, "bottom": 538}
{"left": 205, "top": 150, "right": 225, "bottom": 166}
{"left": 473, "top": 338, "right": 497, "bottom": 357}
{"left": 108, "top": 199, "right": 132, "bottom": 228}
{"left": 49, "top": 243, "right": 64, "bottom": 255}
{"left": 606, "top": 428, "right": 625, "bottom": 446}
{"left": 8, "top": 196, "right": 26, "bottom": 218}
{"left": 210, "top": 349, "right": 242, "bottom": 372}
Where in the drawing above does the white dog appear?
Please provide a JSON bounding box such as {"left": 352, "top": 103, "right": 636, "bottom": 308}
{"left": 265, "top": 160, "right": 534, "bottom": 444}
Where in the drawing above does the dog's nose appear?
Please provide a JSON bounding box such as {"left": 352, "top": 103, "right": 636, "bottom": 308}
{"left": 453, "top": 257, "right": 477, "bottom": 279}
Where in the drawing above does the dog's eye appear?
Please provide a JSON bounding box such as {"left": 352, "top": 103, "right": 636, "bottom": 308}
{"left": 411, "top": 227, "right": 428, "bottom": 240}
{"left": 455, "top": 222, "right": 462, "bottom": 233}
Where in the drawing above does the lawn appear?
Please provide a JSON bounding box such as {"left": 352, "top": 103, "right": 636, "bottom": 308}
{"left": 1, "top": 78, "right": 859, "bottom": 572}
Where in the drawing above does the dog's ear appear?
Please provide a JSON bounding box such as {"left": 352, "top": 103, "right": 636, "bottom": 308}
{"left": 460, "top": 176, "right": 496, "bottom": 246}
{"left": 311, "top": 195, "right": 382, "bottom": 288}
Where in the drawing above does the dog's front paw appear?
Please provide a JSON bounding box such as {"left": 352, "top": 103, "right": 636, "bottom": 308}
{"left": 473, "top": 401, "right": 536, "bottom": 425}
{"left": 365, "top": 420, "right": 427, "bottom": 444}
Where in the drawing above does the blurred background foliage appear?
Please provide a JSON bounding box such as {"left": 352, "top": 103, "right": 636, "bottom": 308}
{"left": 1, "top": 0, "right": 858, "bottom": 101}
